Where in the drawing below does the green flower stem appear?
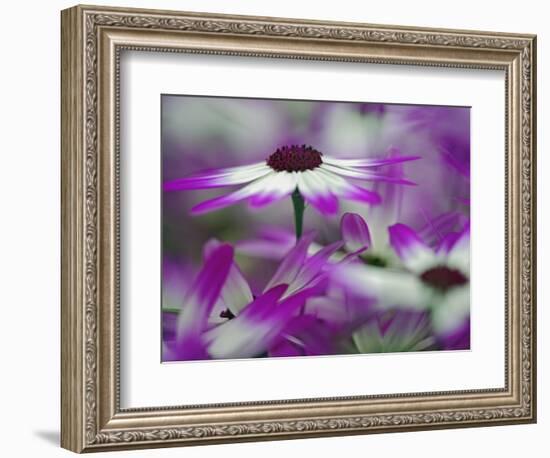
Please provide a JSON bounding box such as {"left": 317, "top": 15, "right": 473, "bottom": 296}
{"left": 291, "top": 189, "right": 305, "bottom": 239}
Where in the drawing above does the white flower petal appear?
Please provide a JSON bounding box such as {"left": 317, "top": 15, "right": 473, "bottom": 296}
{"left": 316, "top": 167, "right": 382, "bottom": 205}
{"left": 388, "top": 224, "right": 438, "bottom": 273}
{"left": 221, "top": 265, "right": 254, "bottom": 315}
{"left": 248, "top": 171, "right": 297, "bottom": 207}
{"left": 320, "top": 162, "right": 414, "bottom": 185}
{"left": 164, "top": 163, "right": 272, "bottom": 191}
{"left": 323, "top": 155, "right": 419, "bottom": 168}
{"left": 191, "top": 172, "right": 279, "bottom": 214}
{"left": 297, "top": 170, "right": 339, "bottom": 214}
{"left": 206, "top": 317, "right": 273, "bottom": 359}
{"left": 333, "top": 263, "right": 431, "bottom": 310}
{"left": 431, "top": 286, "right": 470, "bottom": 335}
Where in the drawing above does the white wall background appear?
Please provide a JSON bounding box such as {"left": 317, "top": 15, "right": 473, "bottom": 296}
{"left": 0, "top": 0, "right": 546, "bottom": 456}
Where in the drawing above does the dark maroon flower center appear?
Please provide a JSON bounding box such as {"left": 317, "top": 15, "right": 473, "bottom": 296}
{"left": 267, "top": 144, "right": 323, "bottom": 172}
{"left": 420, "top": 266, "right": 468, "bottom": 291}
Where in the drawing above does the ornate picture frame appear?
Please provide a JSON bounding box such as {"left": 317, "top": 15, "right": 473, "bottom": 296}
{"left": 61, "top": 4, "right": 536, "bottom": 453}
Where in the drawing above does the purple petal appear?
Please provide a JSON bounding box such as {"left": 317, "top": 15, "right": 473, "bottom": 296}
{"left": 438, "top": 319, "right": 470, "bottom": 350}
{"left": 268, "top": 338, "right": 303, "bottom": 357}
{"left": 236, "top": 284, "right": 289, "bottom": 322}
{"left": 320, "top": 163, "right": 417, "bottom": 185}
{"left": 315, "top": 168, "right": 382, "bottom": 205}
{"left": 248, "top": 192, "right": 286, "bottom": 208}
{"left": 339, "top": 183, "right": 382, "bottom": 205}
{"left": 202, "top": 239, "right": 253, "bottom": 315}
{"left": 190, "top": 189, "right": 251, "bottom": 214}
{"left": 169, "top": 244, "right": 234, "bottom": 361}
{"left": 205, "top": 285, "right": 288, "bottom": 359}
{"left": 362, "top": 147, "right": 406, "bottom": 217}
{"left": 437, "top": 232, "right": 460, "bottom": 254}
{"left": 163, "top": 163, "right": 270, "bottom": 191}
{"left": 163, "top": 335, "right": 209, "bottom": 361}
{"left": 302, "top": 192, "right": 339, "bottom": 215}
{"left": 235, "top": 226, "right": 296, "bottom": 260}
{"left": 323, "top": 155, "right": 421, "bottom": 168}
{"left": 206, "top": 286, "right": 318, "bottom": 360}
{"left": 362, "top": 174, "right": 417, "bottom": 186}
{"left": 446, "top": 221, "right": 470, "bottom": 274}
{"left": 190, "top": 174, "right": 276, "bottom": 214}
{"left": 266, "top": 285, "right": 317, "bottom": 321}
{"left": 269, "top": 315, "right": 340, "bottom": 357}
{"left": 290, "top": 241, "right": 344, "bottom": 292}
{"left": 417, "top": 211, "right": 462, "bottom": 247}
{"left": 456, "top": 220, "right": 470, "bottom": 244}
{"left": 341, "top": 213, "right": 372, "bottom": 252}
{"left": 337, "top": 247, "right": 368, "bottom": 264}
{"left": 179, "top": 244, "right": 234, "bottom": 330}
{"left": 264, "top": 231, "right": 316, "bottom": 291}
{"left": 297, "top": 171, "right": 339, "bottom": 215}
{"left": 248, "top": 171, "right": 297, "bottom": 208}
{"left": 388, "top": 223, "right": 436, "bottom": 272}
{"left": 441, "top": 148, "right": 470, "bottom": 178}
{"left": 305, "top": 297, "right": 350, "bottom": 327}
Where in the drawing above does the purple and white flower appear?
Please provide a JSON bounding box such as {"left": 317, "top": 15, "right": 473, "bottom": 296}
{"left": 163, "top": 244, "right": 234, "bottom": 361}
{"left": 333, "top": 215, "right": 470, "bottom": 349}
{"left": 164, "top": 144, "right": 419, "bottom": 216}
{"left": 163, "top": 232, "right": 344, "bottom": 360}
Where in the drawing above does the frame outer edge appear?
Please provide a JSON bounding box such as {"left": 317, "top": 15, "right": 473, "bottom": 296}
{"left": 61, "top": 5, "right": 86, "bottom": 453}
{"left": 60, "top": 3, "right": 537, "bottom": 452}
{"left": 528, "top": 35, "right": 537, "bottom": 423}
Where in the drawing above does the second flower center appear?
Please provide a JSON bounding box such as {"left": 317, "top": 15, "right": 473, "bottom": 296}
{"left": 420, "top": 266, "right": 468, "bottom": 291}
{"left": 267, "top": 145, "right": 323, "bottom": 172}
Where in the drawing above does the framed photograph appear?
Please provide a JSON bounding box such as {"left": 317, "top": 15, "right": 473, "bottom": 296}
{"left": 61, "top": 4, "right": 537, "bottom": 453}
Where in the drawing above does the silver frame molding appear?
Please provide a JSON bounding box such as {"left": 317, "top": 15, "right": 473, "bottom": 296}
{"left": 61, "top": 4, "right": 537, "bottom": 453}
